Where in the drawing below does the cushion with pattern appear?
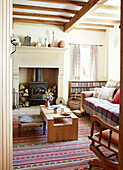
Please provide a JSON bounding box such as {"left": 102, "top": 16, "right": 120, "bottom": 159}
{"left": 105, "top": 80, "right": 120, "bottom": 89}
{"left": 93, "top": 88, "right": 101, "bottom": 98}
{"left": 98, "top": 87, "right": 116, "bottom": 102}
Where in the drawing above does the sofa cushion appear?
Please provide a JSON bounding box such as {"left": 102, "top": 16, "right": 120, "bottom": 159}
{"left": 96, "top": 126, "right": 119, "bottom": 147}
{"left": 105, "top": 80, "right": 120, "bottom": 89}
{"left": 20, "top": 115, "right": 44, "bottom": 123}
{"left": 98, "top": 87, "right": 116, "bottom": 102}
{"left": 101, "top": 127, "right": 119, "bottom": 147}
{"left": 112, "top": 89, "right": 120, "bottom": 104}
{"left": 93, "top": 88, "right": 101, "bottom": 98}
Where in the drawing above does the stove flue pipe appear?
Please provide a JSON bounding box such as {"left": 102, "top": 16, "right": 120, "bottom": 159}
{"left": 36, "top": 68, "right": 41, "bottom": 82}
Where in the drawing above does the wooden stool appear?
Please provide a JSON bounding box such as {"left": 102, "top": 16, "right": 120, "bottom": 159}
{"left": 18, "top": 115, "right": 46, "bottom": 137}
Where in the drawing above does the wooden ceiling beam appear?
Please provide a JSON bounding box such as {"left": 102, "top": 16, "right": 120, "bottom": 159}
{"left": 27, "top": 0, "right": 86, "bottom": 6}
{"left": 13, "top": 11, "right": 71, "bottom": 20}
{"left": 100, "top": 5, "right": 120, "bottom": 10}
{"left": 79, "top": 23, "right": 114, "bottom": 28}
{"left": 85, "top": 18, "right": 120, "bottom": 24}
{"left": 13, "top": 18, "right": 65, "bottom": 25}
{"left": 64, "top": 0, "right": 107, "bottom": 33}
{"left": 13, "top": 4, "right": 78, "bottom": 14}
{"left": 92, "top": 12, "right": 119, "bottom": 18}
{"left": 74, "top": 27, "right": 106, "bottom": 32}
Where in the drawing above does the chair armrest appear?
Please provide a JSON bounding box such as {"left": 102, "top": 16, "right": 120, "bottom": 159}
{"left": 89, "top": 115, "right": 119, "bottom": 151}
{"left": 91, "top": 115, "right": 119, "bottom": 134}
{"left": 81, "top": 91, "right": 95, "bottom": 98}
{"left": 80, "top": 91, "right": 95, "bottom": 112}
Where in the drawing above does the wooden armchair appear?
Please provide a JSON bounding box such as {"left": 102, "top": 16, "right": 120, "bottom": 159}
{"left": 88, "top": 115, "right": 119, "bottom": 170}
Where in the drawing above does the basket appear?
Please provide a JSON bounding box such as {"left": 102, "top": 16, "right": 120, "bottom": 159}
{"left": 68, "top": 95, "right": 81, "bottom": 110}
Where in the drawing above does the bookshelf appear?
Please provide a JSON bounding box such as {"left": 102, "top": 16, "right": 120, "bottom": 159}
{"left": 69, "top": 80, "right": 107, "bottom": 98}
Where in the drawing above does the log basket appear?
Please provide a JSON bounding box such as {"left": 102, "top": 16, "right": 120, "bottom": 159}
{"left": 68, "top": 93, "right": 81, "bottom": 110}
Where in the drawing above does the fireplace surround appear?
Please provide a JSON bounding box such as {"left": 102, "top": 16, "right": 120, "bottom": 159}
{"left": 12, "top": 46, "right": 68, "bottom": 106}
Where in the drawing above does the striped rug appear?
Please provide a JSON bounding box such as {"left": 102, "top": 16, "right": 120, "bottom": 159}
{"left": 13, "top": 114, "right": 109, "bottom": 170}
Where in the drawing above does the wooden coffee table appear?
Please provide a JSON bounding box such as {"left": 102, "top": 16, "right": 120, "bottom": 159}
{"left": 40, "top": 105, "right": 78, "bottom": 143}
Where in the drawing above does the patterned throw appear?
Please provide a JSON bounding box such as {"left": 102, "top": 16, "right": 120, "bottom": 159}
{"left": 13, "top": 114, "right": 110, "bottom": 170}
{"left": 84, "top": 97, "right": 119, "bottom": 126}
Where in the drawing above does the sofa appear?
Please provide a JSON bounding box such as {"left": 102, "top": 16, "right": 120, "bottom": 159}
{"left": 80, "top": 80, "right": 120, "bottom": 126}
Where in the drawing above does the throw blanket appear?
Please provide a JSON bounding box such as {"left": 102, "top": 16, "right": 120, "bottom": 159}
{"left": 83, "top": 97, "right": 119, "bottom": 126}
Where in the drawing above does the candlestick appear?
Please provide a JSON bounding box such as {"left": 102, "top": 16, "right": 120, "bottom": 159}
{"left": 52, "top": 31, "right": 54, "bottom": 47}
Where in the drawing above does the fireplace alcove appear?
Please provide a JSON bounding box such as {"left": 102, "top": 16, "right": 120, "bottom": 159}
{"left": 19, "top": 67, "right": 58, "bottom": 105}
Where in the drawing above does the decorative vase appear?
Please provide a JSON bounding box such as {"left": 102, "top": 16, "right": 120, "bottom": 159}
{"left": 45, "top": 100, "right": 50, "bottom": 107}
{"left": 58, "top": 40, "right": 65, "bottom": 48}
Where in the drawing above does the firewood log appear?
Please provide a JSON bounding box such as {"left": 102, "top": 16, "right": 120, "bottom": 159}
{"left": 25, "top": 89, "right": 28, "bottom": 93}
{"left": 19, "top": 90, "right": 24, "bottom": 94}
{"left": 23, "top": 104, "right": 26, "bottom": 107}
{"left": 20, "top": 84, "right": 25, "bottom": 90}
{"left": 19, "top": 93, "right": 22, "bottom": 99}
{"left": 21, "top": 97, "right": 27, "bottom": 101}
{"left": 25, "top": 101, "right": 29, "bottom": 107}
{"left": 53, "top": 85, "right": 57, "bottom": 89}
{"left": 23, "top": 93, "right": 29, "bottom": 97}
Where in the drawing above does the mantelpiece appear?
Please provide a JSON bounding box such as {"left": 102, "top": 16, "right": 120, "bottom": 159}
{"left": 12, "top": 46, "right": 68, "bottom": 104}
{"left": 14, "top": 46, "right": 68, "bottom": 53}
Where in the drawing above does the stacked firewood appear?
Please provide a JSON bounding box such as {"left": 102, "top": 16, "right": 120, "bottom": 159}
{"left": 48, "top": 85, "right": 57, "bottom": 105}
{"left": 19, "top": 84, "right": 29, "bottom": 108}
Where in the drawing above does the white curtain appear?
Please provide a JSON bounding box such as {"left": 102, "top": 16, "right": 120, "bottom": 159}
{"left": 73, "top": 44, "right": 81, "bottom": 80}
{"left": 91, "top": 45, "right": 98, "bottom": 80}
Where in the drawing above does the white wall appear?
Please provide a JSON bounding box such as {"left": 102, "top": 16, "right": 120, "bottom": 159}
{"left": 13, "top": 23, "right": 69, "bottom": 47}
{"left": 106, "top": 25, "right": 120, "bottom": 81}
{"left": 13, "top": 23, "right": 107, "bottom": 100}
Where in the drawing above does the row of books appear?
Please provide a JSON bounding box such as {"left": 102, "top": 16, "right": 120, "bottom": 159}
{"left": 71, "top": 87, "right": 95, "bottom": 93}
{"left": 71, "top": 81, "right": 106, "bottom": 87}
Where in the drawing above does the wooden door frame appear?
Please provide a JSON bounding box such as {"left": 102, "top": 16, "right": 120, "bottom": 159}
{"left": 119, "top": 0, "right": 123, "bottom": 169}
{"left": 0, "top": 0, "right": 13, "bottom": 169}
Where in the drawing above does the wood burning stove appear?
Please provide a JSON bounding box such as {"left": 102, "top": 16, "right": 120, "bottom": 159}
{"left": 29, "top": 68, "right": 48, "bottom": 104}
{"left": 29, "top": 82, "right": 48, "bottom": 100}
